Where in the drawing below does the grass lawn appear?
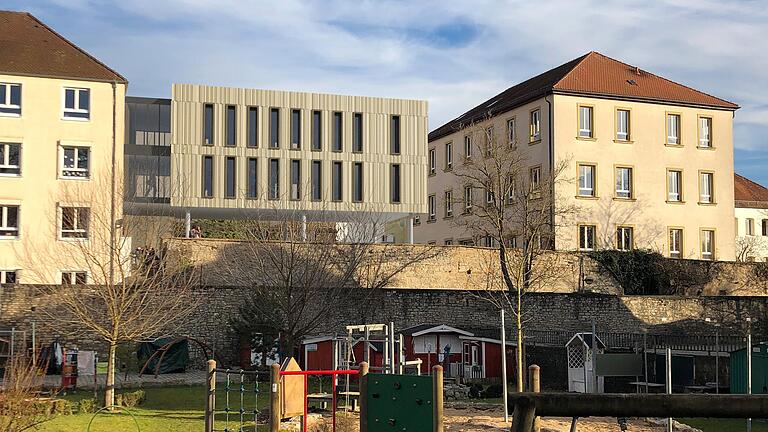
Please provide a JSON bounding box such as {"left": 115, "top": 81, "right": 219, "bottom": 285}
{"left": 679, "top": 418, "right": 768, "bottom": 432}
{"left": 38, "top": 385, "right": 269, "bottom": 432}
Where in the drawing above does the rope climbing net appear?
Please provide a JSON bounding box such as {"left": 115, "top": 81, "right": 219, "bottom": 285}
{"left": 212, "top": 368, "right": 262, "bottom": 432}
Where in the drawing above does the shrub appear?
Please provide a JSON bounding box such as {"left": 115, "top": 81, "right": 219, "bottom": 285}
{"left": 482, "top": 384, "right": 504, "bottom": 398}
{"left": 78, "top": 398, "right": 98, "bottom": 413}
{"left": 115, "top": 390, "right": 146, "bottom": 408}
{"left": 468, "top": 383, "right": 483, "bottom": 398}
{"left": 51, "top": 399, "right": 73, "bottom": 415}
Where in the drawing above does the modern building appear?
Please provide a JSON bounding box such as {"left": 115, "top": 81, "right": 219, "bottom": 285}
{"left": 0, "top": 11, "right": 127, "bottom": 284}
{"left": 124, "top": 85, "right": 428, "bottom": 241}
{"left": 734, "top": 174, "right": 768, "bottom": 261}
{"left": 415, "top": 52, "right": 739, "bottom": 261}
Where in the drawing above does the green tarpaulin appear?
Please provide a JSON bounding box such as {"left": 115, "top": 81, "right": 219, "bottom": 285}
{"left": 138, "top": 338, "right": 189, "bottom": 374}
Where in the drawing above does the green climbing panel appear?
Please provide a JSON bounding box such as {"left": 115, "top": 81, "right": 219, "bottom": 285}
{"left": 365, "top": 373, "right": 434, "bottom": 431}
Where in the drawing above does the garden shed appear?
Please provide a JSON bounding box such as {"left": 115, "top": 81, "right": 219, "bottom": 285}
{"left": 566, "top": 332, "right": 605, "bottom": 393}
{"left": 731, "top": 342, "right": 768, "bottom": 394}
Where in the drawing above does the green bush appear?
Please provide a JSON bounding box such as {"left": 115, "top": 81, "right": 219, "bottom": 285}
{"left": 116, "top": 390, "right": 146, "bottom": 408}
{"left": 482, "top": 384, "right": 504, "bottom": 398}
{"left": 51, "top": 399, "right": 73, "bottom": 415}
{"left": 78, "top": 398, "right": 98, "bottom": 413}
{"left": 468, "top": 383, "right": 483, "bottom": 398}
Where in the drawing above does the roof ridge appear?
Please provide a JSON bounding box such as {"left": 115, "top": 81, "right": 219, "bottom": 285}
{"left": 563, "top": 51, "right": 738, "bottom": 108}
{"left": 23, "top": 11, "right": 127, "bottom": 84}
{"left": 551, "top": 51, "right": 596, "bottom": 87}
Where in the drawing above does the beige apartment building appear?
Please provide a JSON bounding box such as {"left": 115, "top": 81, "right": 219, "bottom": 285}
{"left": 0, "top": 11, "right": 127, "bottom": 284}
{"left": 415, "top": 52, "right": 739, "bottom": 261}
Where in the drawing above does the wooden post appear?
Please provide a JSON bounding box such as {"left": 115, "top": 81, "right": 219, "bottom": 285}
{"left": 359, "top": 362, "right": 370, "bottom": 432}
{"left": 433, "top": 365, "right": 444, "bottom": 432}
{"left": 528, "top": 365, "right": 541, "bottom": 432}
{"left": 204, "top": 359, "right": 216, "bottom": 432}
{"left": 270, "top": 363, "right": 281, "bottom": 432}
{"left": 510, "top": 397, "right": 536, "bottom": 432}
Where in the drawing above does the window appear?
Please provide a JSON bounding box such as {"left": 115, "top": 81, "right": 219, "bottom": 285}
{"left": 332, "top": 161, "right": 343, "bottom": 201}
{"left": 312, "top": 110, "right": 322, "bottom": 150}
{"left": 617, "top": 226, "right": 633, "bottom": 251}
{"left": 669, "top": 228, "right": 683, "bottom": 258}
{"left": 269, "top": 108, "right": 280, "bottom": 148}
{"left": 429, "top": 148, "right": 436, "bottom": 175}
{"left": 0, "top": 143, "right": 21, "bottom": 175}
{"left": 291, "top": 109, "right": 301, "bottom": 149}
{"left": 578, "top": 105, "right": 593, "bottom": 138}
{"left": 578, "top": 225, "right": 596, "bottom": 251}
{"left": 530, "top": 166, "right": 541, "bottom": 197}
{"left": 269, "top": 159, "right": 280, "bottom": 199}
{"left": 247, "top": 107, "right": 258, "bottom": 147}
{"left": 699, "top": 172, "right": 714, "bottom": 203}
{"left": 0, "top": 205, "right": 19, "bottom": 238}
{"left": 63, "top": 87, "right": 89, "bottom": 119}
{"left": 0, "top": 270, "right": 17, "bottom": 284}
{"left": 701, "top": 229, "right": 715, "bottom": 260}
{"left": 247, "top": 158, "right": 258, "bottom": 198}
{"left": 506, "top": 176, "right": 516, "bottom": 205}
{"left": 615, "top": 167, "right": 633, "bottom": 199}
{"left": 390, "top": 115, "right": 401, "bottom": 154}
{"left": 353, "top": 162, "right": 364, "bottom": 202}
{"left": 444, "top": 190, "right": 453, "bottom": 218}
{"left": 486, "top": 189, "right": 494, "bottom": 205}
{"left": 699, "top": 117, "right": 712, "bottom": 148}
{"left": 482, "top": 236, "right": 495, "bottom": 247}
{"left": 459, "top": 239, "right": 474, "bottom": 246}
{"left": 578, "top": 164, "right": 596, "bottom": 197}
{"left": 61, "top": 271, "right": 87, "bottom": 285}
{"left": 530, "top": 109, "right": 541, "bottom": 142}
{"left": 746, "top": 218, "right": 755, "bottom": 236}
{"left": 428, "top": 194, "right": 436, "bottom": 221}
{"left": 202, "top": 156, "right": 214, "bottom": 197}
{"left": 445, "top": 142, "right": 453, "bottom": 169}
{"left": 290, "top": 159, "right": 301, "bottom": 200}
{"left": 225, "top": 157, "right": 236, "bottom": 198}
{"left": 203, "top": 104, "right": 214, "bottom": 145}
{"left": 61, "top": 146, "right": 90, "bottom": 178}
{"left": 464, "top": 135, "right": 472, "bottom": 159}
{"left": 390, "top": 164, "right": 401, "bottom": 204}
{"left": 464, "top": 186, "right": 473, "bottom": 212}
{"left": 60, "top": 207, "right": 89, "bottom": 239}
{"left": 666, "top": 113, "right": 681, "bottom": 145}
{"left": 352, "top": 113, "right": 363, "bottom": 152}
{"left": 226, "top": 105, "right": 236, "bottom": 146}
{"left": 616, "top": 109, "right": 630, "bottom": 141}
{"left": 311, "top": 160, "right": 322, "bottom": 201}
{"left": 667, "top": 170, "right": 683, "bottom": 202}
{"left": 444, "top": 239, "right": 453, "bottom": 246}
{"left": 332, "top": 112, "right": 343, "bottom": 151}
{"left": 413, "top": 215, "right": 420, "bottom": 226}
{"left": 485, "top": 127, "right": 494, "bottom": 155}
{"left": 0, "top": 83, "right": 21, "bottom": 116}
{"left": 762, "top": 219, "right": 768, "bottom": 236}
{"left": 507, "top": 118, "right": 517, "bottom": 147}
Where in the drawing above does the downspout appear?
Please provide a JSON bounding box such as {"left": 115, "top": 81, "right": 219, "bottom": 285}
{"left": 109, "top": 81, "right": 117, "bottom": 285}
{"left": 545, "top": 95, "right": 555, "bottom": 249}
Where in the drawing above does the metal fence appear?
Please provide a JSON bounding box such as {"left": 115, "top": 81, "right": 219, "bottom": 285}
{"left": 525, "top": 329, "right": 747, "bottom": 352}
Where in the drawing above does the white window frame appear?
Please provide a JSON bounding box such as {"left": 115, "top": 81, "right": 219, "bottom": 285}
{"left": 62, "top": 87, "right": 90, "bottom": 120}
{"left": 699, "top": 117, "right": 712, "bottom": 148}
{"left": 668, "top": 170, "right": 682, "bottom": 202}
{"left": 615, "top": 167, "right": 632, "bottom": 199}
{"left": 530, "top": 109, "right": 541, "bottom": 142}
{"left": 485, "top": 127, "right": 494, "bottom": 155}
{"left": 464, "top": 186, "right": 473, "bottom": 212}
{"left": 578, "top": 164, "right": 595, "bottom": 197}
{"left": 0, "top": 142, "right": 21, "bottom": 176}
{"left": 507, "top": 118, "right": 517, "bottom": 147}
{"left": 445, "top": 190, "right": 453, "bottom": 217}
{"left": 429, "top": 148, "right": 436, "bottom": 175}
{"left": 578, "top": 106, "right": 593, "bottom": 138}
{"left": 530, "top": 166, "right": 541, "bottom": 196}
{"left": 59, "top": 206, "right": 90, "bottom": 240}
{"left": 616, "top": 109, "right": 630, "bottom": 141}
{"left": 60, "top": 145, "right": 91, "bottom": 179}
{"left": 61, "top": 270, "right": 88, "bottom": 285}
{"left": 507, "top": 176, "right": 516, "bottom": 204}
{"left": 445, "top": 142, "right": 453, "bottom": 169}
{"left": 669, "top": 228, "right": 683, "bottom": 258}
{"left": 701, "top": 229, "right": 715, "bottom": 260}
{"left": 0, "top": 205, "right": 19, "bottom": 239}
{"left": 579, "top": 225, "right": 596, "bottom": 251}
{"left": 617, "top": 226, "right": 633, "bottom": 251}
{"left": 746, "top": 218, "right": 755, "bottom": 236}
{"left": 0, "top": 83, "right": 21, "bottom": 117}
{"left": 464, "top": 135, "right": 472, "bottom": 159}
{"left": 486, "top": 189, "right": 494, "bottom": 205}
{"left": 428, "top": 194, "right": 436, "bottom": 221}
{"left": 667, "top": 113, "right": 681, "bottom": 145}
{"left": 0, "top": 269, "right": 18, "bottom": 284}
{"left": 700, "top": 172, "right": 714, "bottom": 203}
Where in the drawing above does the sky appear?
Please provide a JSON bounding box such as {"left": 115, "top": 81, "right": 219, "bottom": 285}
{"left": 8, "top": 0, "right": 768, "bottom": 185}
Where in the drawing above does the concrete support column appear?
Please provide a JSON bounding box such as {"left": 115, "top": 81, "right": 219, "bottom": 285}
{"left": 185, "top": 211, "right": 191, "bottom": 238}
{"left": 407, "top": 217, "right": 414, "bottom": 244}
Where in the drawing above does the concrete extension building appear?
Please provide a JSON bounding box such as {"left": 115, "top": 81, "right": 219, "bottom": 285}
{"left": 415, "top": 52, "right": 739, "bottom": 261}
{"left": 734, "top": 174, "right": 768, "bottom": 261}
{"left": 125, "top": 85, "right": 428, "bottom": 242}
{"left": 0, "top": 11, "right": 127, "bottom": 284}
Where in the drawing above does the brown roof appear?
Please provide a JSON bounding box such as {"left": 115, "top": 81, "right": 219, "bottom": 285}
{"left": 430, "top": 51, "right": 738, "bottom": 141}
{"left": 0, "top": 11, "right": 127, "bottom": 83}
{"left": 735, "top": 174, "right": 768, "bottom": 208}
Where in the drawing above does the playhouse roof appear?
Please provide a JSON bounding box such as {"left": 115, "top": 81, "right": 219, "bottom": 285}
{"left": 566, "top": 332, "right": 606, "bottom": 350}
{"left": 399, "top": 324, "right": 474, "bottom": 337}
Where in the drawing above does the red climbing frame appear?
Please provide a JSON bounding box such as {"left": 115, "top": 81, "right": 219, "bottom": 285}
{"left": 280, "top": 369, "right": 360, "bottom": 432}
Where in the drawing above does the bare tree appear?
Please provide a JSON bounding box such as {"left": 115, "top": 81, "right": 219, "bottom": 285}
{"left": 19, "top": 163, "right": 198, "bottom": 408}
{"left": 0, "top": 355, "right": 53, "bottom": 432}
{"left": 736, "top": 235, "right": 766, "bottom": 262}
{"left": 218, "top": 205, "right": 441, "bottom": 359}
{"left": 451, "top": 118, "right": 577, "bottom": 391}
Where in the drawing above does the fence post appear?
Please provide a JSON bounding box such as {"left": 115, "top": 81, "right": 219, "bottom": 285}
{"left": 510, "top": 396, "right": 536, "bottom": 432}
{"left": 433, "top": 365, "right": 444, "bottom": 432}
{"left": 204, "top": 359, "right": 216, "bottom": 432}
{"left": 359, "top": 362, "right": 370, "bottom": 432}
{"left": 270, "top": 363, "right": 281, "bottom": 432}
{"left": 528, "top": 365, "right": 541, "bottom": 432}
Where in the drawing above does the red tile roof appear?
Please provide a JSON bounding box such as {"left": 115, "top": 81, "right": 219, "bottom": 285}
{"left": 430, "top": 51, "right": 737, "bottom": 141}
{"left": 0, "top": 11, "right": 127, "bottom": 83}
{"left": 735, "top": 174, "right": 768, "bottom": 208}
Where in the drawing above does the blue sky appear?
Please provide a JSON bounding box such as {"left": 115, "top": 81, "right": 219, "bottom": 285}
{"left": 9, "top": 0, "right": 768, "bottom": 185}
